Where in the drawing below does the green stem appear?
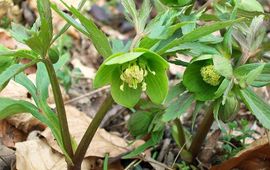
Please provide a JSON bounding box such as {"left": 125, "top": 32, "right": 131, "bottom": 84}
{"left": 188, "top": 103, "right": 214, "bottom": 161}
{"left": 43, "top": 59, "right": 74, "bottom": 161}
{"left": 50, "top": 0, "right": 88, "bottom": 45}
{"left": 72, "top": 94, "right": 114, "bottom": 169}
{"left": 174, "top": 118, "right": 186, "bottom": 149}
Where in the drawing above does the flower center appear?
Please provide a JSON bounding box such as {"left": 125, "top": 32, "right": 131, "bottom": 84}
{"left": 200, "top": 65, "right": 221, "bottom": 86}
{"left": 120, "top": 63, "right": 155, "bottom": 91}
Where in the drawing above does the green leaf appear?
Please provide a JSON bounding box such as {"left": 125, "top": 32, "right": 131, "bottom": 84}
{"left": 0, "top": 64, "right": 28, "bottom": 91}
{"left": 0, "top": 98, "right": 52, "bottom": 130}
{"left": 237, "top": 88, "right": 270, "bottom": 129}
{"left": 10, "top": 23, "right": 31, "bottom": 43}
{"left": 164, "top": 83, "right": 186, "bottom": 104}
{"left": 157, "top": 18, "right": 245, "bottom": 54}
{"left": 0, "top": 49, "right": 39, "bottom": 60}
{"left": 123, "top": 130, "right": 163, "bottom": 159}
{"left": 167, "top": 42, "right": 220, "bottom": 56}
{"left": 234, "top": 63, "right": 270, "bottom": 87}
{"left": 245, "top": 64, "right": 265, "bottom": 85}
{"left": 14, "top": 73, "right": 39, "bottom": 104}
{"left": 215, "top": 79, "right": 230, "bottom": 98}
{"left": 51, "top": 3, "right": 89, "bottom": 35}
{"left": 37, "top": 0, "right": 53, "bottom": 51}
{"left": 25, "top": 32, "right": 44, "bottom": 56}
{"left": 111, "top": 69, "right": 141, "bottom": 108}
{"left": 213, "top": 55, "right": 233, "bottom": 78}
{"left": 236, "top": 0, "right": 264, "bottom": 12}
{"left": 105, "top": 52, "right": 144, "bottom": 65}
{"left": 163, "top": 93, "right": 194, "bottom": 122}
{"left": 59, "top": 1, "right": 112, "bottom": 58}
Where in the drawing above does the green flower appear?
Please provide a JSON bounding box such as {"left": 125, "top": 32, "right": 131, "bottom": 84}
{"left": 93, "top": 48, "right": 169, "bottom": 108}
{"left": 183, "top": 56, "right": 223, "bottom": 101}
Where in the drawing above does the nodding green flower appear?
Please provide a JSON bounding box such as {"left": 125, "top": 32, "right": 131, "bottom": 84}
{"left": 93, "top": 48, "right": 169, "bottom": 108}
{"left": 200, "top": 65, "right": 221, "bottom": 86}
{"left": 183, "top": 55, "right": 224, "bottom": 101}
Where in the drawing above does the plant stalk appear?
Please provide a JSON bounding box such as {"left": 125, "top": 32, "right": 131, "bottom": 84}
{"left": 71, "top": 94, "right": 114, "bottom": 169}
{"left": 43, "top": 59, "right": 74, "bottom": 161}
{"left": 188, "top": 103, "right": 214, "bottom": 161}
{"left": 174, "top": 118, "right": 186, "bottom": 149}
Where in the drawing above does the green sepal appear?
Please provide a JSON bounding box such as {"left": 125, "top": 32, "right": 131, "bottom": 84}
{"left": 110, "top": 69, "right": 142, "bottom": 108}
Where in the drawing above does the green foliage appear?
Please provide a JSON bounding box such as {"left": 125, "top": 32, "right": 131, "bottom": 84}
{"left": 221, "top": 119, "right": 254, "bottom": 159}
{"left": 0, "top": 0, "right": 269, "bottom": 168}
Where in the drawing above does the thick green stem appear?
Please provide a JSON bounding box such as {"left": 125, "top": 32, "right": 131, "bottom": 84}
{"left": 174, "top": 118, "right": 186, "bottom": 149}
{"left": 72, "top": 94, "right": 114, "bottom": 169}
{"left": 44, "top": 59, "right": 74, "bottom": 160}
{"left": 188, "top": 104, "right": 214, "bottom": 161}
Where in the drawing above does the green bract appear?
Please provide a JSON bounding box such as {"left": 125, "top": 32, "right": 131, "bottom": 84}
{"left": 183, "top": 56, "right": 224, "bottom": 101}
{"left": 94, "top": 48, "right": 169, "bottom": 108}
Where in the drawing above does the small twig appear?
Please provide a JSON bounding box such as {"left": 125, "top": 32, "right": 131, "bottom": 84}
{"left": 124, "top": 159, "right": 140, "bottom": 170}
{"left": 157, "top": 138, "right": 171, "bottom": 162}
{"left": 172, "top": 136, "right": 192, "bottom": 168}
{"left": 64, "top": 86, "right": 109, "bottom": 105}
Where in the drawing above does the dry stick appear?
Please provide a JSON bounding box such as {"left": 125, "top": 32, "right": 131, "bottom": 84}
{"left": 188, "top": 104, "right": 214, "bottom": 161}
{"left": 64, "top": 86, "right": 110, "bottom": 105}
{"left": 70, "top": 94, "right": 114, "bottom": 170}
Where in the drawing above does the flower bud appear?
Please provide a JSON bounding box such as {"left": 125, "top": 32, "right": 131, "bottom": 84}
{"left": 48, "top": 46, "right": 59, "bottom": 64}
{"left": 127, "top": 111, "right": 153, "bottom": 137}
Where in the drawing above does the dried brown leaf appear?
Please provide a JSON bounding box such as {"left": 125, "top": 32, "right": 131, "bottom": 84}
{"left": 211, "top": 136, "right": 270, "bottom": 170}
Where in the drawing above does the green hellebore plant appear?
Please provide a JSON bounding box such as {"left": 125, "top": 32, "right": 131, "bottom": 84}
{"left": 94, "top": 48, "right": 169, "bottom": 108}
{"left": 183, "top": 55, "right": 224, "bottom": 101}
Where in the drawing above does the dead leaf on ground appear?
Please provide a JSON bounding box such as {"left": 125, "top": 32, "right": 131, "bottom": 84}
{"left": 211, "top": 136, "right": 270, "bottom": 170}
{"left": 0, "top": 144, "right": 15, "bottom": 169}
{"left": 0, "top": 29, "right": 17, "bottom": 49}
{"left": 0, "top": 0, "right": 21, "bottom": 22}
{"left": 42, "top": 105, "right": 144, "bottom": 158}
{"left": 0, "top": 120, "right": 26, "bottom": 148}
{"left": 16, "top": 139, "right": 123, "bottom": 170}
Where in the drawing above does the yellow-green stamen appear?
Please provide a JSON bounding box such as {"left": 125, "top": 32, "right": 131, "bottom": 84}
{"left": 120, "top": 63, "right": 154, "bottom": 91}
{"left": 200, "top": 65, "right": 221, "bottom": 86}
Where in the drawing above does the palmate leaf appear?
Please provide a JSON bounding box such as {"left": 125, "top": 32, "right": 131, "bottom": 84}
{"left": 234, "top": 63, "right": 270, "bottom": 87}
{"left": 237, "top": 87, "right": 270, "bottom": 129}
{"left": 52, "top": 0, "right": 112, "bottom": 58}
{"left": 157, "top": 18, "right": 245, "bottom": 55}
{"left": 163, "top": 92, "right": 194, "bottom": 122}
